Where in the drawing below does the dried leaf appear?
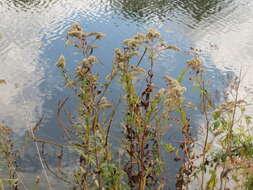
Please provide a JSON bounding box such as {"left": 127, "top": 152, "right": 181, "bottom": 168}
{"left": 99, "top": 97, "right": 112, "bottom": 109}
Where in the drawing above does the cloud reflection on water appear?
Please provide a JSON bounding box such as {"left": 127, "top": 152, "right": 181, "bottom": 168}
{"left": 0, "top": 0, "right": 108, "bottom": 134}
{"left": 193, "top": 0, "right": 253, "bottom": 100}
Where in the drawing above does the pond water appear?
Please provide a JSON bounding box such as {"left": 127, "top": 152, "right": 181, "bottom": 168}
{"left": 1, "top": 0, "right": 253, "bottom": 188}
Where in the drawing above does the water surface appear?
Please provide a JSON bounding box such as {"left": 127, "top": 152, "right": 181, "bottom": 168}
{"left": 1, "top": 0, "right": 253, "bottom": 188}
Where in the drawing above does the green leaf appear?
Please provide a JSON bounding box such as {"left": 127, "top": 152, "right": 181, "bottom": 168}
{"left": 212, "top": 111, "right": 221, "bottom": 120}
{"left": 212, "top": 121, "right": 220, "bottom": 131}
{"left": 245, "top": 115, "right": 252, "bottom": 125}
{"left": 0, "top": 179, "right": 5, "bottom": 190}
{"left": 163, "top": 143, "right": 175, "bottom": 153}
{"left": 177, "top": 67, "right": 188, "bottom": 83}
{"left": 206, "top": 170, "right": 217, "bottom": 190}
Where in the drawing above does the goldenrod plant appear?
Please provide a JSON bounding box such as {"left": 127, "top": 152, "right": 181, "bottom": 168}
{"left": 1, "top": 24, "right": 253, "bottom": 190}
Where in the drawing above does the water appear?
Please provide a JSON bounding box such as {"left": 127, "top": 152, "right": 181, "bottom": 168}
{"left": 1, "top": 0, "right": 253, "bottom": 188}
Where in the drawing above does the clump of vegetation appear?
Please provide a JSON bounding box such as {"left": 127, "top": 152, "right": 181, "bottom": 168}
{"left": 197, "top": 73, "right": 253, "bottom": 190}
{"left": 0, "top": 125, "right": 19, "bottom": 190}
{"left": 1, "top": 24, "right": 253, "bottom": 190}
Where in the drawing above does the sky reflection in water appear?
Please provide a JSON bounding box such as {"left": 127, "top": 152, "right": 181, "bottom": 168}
{"left": 1, "top": 0, "right": 253, "bottom": 188}
{"left": 0, "top": 0, "right": 242, "bottom": 134}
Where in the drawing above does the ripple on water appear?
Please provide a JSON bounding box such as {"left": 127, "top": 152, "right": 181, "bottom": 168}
{"left": 107, "top": 0, "right": 234, "bottom": 27}
{"left": 4, "top": 0, "right": 58, "bottom": 12}
{"left": 2, "top": 1, "right": 253, "bottom": 187}
{"left": 1, "top": 0, "right": 115, "bottom": 46}
{"left": 0, "top": 31, "right": 10, "bottom": 56}
{"left": 1, "top": 0, "right": 253, "bottom": 134}
{"left": 0, "top": 0, "right": 118, "bottom": 134}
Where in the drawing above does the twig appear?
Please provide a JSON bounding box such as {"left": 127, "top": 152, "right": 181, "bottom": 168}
{"left": 136, "top": 48, "right": 147, "bottom": 67}
{"left": 105, "top": 97, "right": 121, "bottom": 148}
{"left": 56, "top": 97, "right": 72, "bottom": 140}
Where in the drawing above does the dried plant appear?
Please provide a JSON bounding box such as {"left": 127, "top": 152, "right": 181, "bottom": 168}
{"left": 1, "top": 24, "right": 253, "bottom": 190}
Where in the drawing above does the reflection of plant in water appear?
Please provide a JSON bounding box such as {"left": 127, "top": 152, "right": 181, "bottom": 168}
{"left": 1, "top": 24, "right": 253, "bottom": 190}
{"left": 111, "top": 0, "right": 228, "bottom": 22}
{"left": 8, "top": 0, "right": 57, "bottom": 10}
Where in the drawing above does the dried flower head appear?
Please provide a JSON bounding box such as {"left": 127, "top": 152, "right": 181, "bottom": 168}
{"left": 158, "top": 88, "right": 166, "bottom": 95}
{"left": 129, "top": 65, "right": 146, "bottom": 76}
{"left": 164, "top": 76, "right": 186, "bottom": 97}
{"left": 161, "top": 43, "right": 180, "bottom": 51}
{"left": 126, "top": 51, "right": 138, "bottom": 59}
{"left": 214, "top": 100, "right": 246, "bottom": 113}
{"left": 68, "top": 31, "right": 83, "bottom": 38}
{"left": 70, "top": 24, "right": 83, "bottom": 32}
{"left": 88, "top": 32, "right": 107, "bottom": 39}
{"left": 105, "top": 71, "right": 117, "bottom": 82}
{"left": 67, "top": 24, "right": 87, "bottom": 39}
{"left": 35, "top": 176, "right": 41, "bottom": 184}
{"left": 115, "top": 48, "right": 125, "bottom": 61}
{"left": 87, "top": 55, "right": 99, "bottom": 64}
{"left": 162, "top": 76, "right": 186, "bottom": 112}
{"left": 133, "top": 33, "right": 146, "bottom": 40}
{"left": 80, "top": 56, "right": 99, "bottom": 66}
{"left": 146, "top": 29, "right": 161, "bottom": 39}
{"left": 76, "top": 65, "right": 89, "bottom": 78}
{"left": 56, "top": 55, "right": 65, "bottom": 68}
{"left": 0, "top": 124, "right": 11, "bottom": 132}
{"left": 187, "top": 57, "right": 202, "bottom": 72}
{"left": 124, "top": 39, "right": 143, "bottom": 50}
